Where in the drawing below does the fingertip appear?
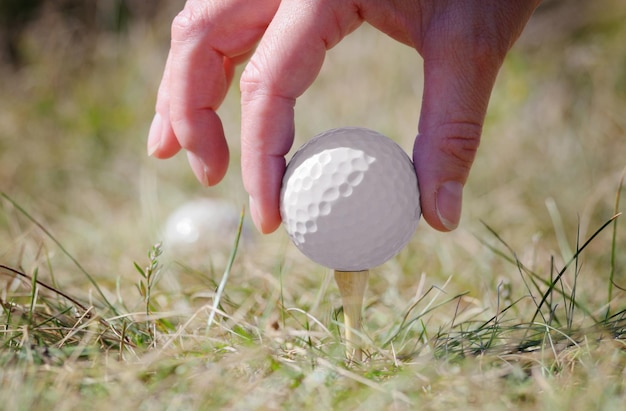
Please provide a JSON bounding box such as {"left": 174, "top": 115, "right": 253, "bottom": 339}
{"left": 419, "top": 195, "right": 454, "bottom": 233}
{"left": 435, "top": 181, "right": 463, "bottom": 231}
{"left": 249, "top": 195, "right": 281, "bottom": 234}
{"left": 187, "top": 149, "right": 229, "bottom": 187}
{"left": 413, "top": 136, "right": 465, "bottom": 232}
{"left": 147, "top": 113, "right": 163, "bottom": 156}
{"left": 147, "top": 112, "right": 182, "bottom": 159}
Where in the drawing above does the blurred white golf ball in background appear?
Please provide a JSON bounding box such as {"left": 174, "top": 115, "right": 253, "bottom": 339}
{"left": 163, "top": 198, "right": 252, "bottom": 252}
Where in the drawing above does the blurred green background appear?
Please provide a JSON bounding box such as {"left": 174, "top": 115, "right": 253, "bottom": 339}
{"left": 1, "top": 0, "right": 625, "bottom": 300}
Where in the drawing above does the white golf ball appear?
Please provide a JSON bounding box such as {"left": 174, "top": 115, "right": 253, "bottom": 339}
{"left": 163, "top": 198, "right": 249, "bottom": 249}
{"left": 280, "top": 127, "right": 421, "bottom": 271}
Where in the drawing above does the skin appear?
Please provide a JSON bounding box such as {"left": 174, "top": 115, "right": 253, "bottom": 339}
{"left": 147, "top": 0, "right": 541, "bottom": 234}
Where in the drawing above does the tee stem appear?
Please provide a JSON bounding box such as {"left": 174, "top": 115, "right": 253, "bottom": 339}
{"left": 334, "top": 269, "right": 369, "bottom": 362}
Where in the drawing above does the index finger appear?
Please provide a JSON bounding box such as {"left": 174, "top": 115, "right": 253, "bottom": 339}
{"left": 152, "top": 0, "right": 280, "bottom": 185}
{"left": 240, "top": 0, "right": 362, "bottom": 233}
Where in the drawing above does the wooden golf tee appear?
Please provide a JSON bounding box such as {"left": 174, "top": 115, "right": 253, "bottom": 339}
{"left": 334, "top": 269, "right": 369, "bottom": 362}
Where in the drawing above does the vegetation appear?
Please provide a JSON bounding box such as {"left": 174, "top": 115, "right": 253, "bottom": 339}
{"left": 1, "top": 1, "right": 626, "bottom": 409}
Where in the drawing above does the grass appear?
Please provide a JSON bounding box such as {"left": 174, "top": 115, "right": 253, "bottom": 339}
{"left": 1, "top": 190, "right": 625, "bottom": 410}
{"left": 1, "top": 1, "right": 626, "bottom": 410}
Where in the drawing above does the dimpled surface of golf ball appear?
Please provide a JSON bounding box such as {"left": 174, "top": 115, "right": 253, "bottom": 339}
{"left": 280, "top": 127, "right": 421, "bottom": 271}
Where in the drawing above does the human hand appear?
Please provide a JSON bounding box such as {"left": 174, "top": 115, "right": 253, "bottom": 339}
{"left": 147, "top": 0, "right": 540, "bottom": 233}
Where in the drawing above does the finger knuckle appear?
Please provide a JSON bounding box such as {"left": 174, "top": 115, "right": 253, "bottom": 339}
{"left": 438, "top": 123, "right": 481, "bottom": 169}
{"left": 171, "top": 6, "right": 205, "bottom": 42}
{"left": 240, "top": 58, "right": 264, "bottom": 97}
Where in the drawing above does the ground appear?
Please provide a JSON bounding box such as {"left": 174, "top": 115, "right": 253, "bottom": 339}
{"left": 1, "top": 1, "right": 626, "bottom": 410}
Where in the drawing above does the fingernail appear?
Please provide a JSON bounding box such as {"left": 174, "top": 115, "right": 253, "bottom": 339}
{"left": 248, "top": 195, "right": 263, "bottom": 233}
{"left": 147, "top": 113, "right": 162, "bottom": 156}
{"left": 187, "top": 152, "right": 211, "bottom": 186}
{"left": 436, "top": 181, "right": 463, "bottom": 230}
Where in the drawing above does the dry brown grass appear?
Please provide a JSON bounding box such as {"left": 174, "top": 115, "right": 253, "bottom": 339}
{"left": 1, "top": 1, "right": 626, "bottom": 409}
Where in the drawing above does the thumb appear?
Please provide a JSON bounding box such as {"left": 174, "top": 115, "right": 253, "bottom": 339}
{"left": 414, "top": 44, "right": 504, "bottom": 232}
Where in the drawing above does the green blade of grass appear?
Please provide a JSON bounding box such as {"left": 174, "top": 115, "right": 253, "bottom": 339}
{"left": 206, "top": 206, "right": 245, "bottom": 331}
{"left": 28, "top": 267, "right": 39, "bottom": 320}
{"left": 528, "top": 213, "right": 620, "bottom": 328}
{"left": 480, "top": 219, "right": 611, "bottom": 325}
{"left": 607, "top": 167, "right": 626, "bottom": 319}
